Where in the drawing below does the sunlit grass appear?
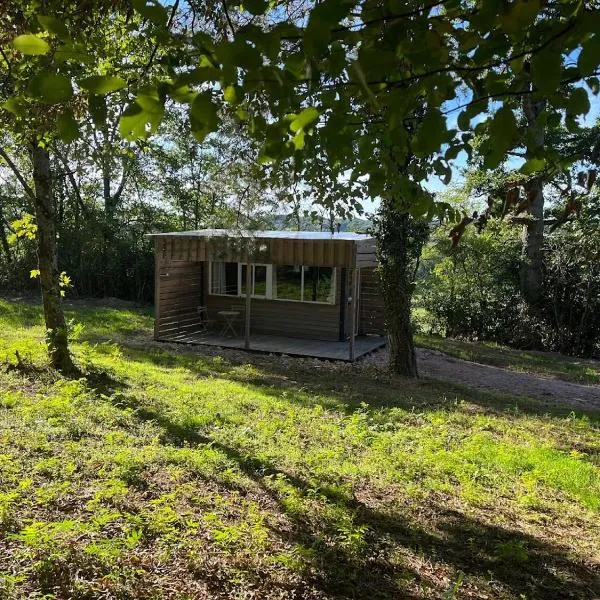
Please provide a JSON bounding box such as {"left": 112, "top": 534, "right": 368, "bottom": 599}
{"left": 0, "top": 298, "right": 599, "bottom": 599}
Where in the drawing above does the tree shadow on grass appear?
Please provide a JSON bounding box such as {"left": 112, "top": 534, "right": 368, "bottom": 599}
{"left": 103, "top": 342, "right": 600, "bottom": 422}
{"left": 107, "top": 380, "right": 600, "bottom": 600}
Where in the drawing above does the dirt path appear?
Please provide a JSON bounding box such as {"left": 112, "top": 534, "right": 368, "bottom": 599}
{"left": 414, "top": 348, "right": 600, "bottom": 410}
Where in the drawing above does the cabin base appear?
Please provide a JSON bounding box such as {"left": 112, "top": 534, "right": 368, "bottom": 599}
{"left": 157, "top": 332, "right": 386, "bottom": 362}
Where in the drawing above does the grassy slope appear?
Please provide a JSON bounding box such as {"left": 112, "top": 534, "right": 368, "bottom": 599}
{"left": 0, "top": 298, "right": 599, "bottom": 599}
{"left": 416, "top": 334, "right": 600, "bottom": 385}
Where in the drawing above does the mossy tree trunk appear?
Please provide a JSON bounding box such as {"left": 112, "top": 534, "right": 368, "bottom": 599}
{"left": 520, "top": 94, "right": 546, "bottom": 306}
{"left": 375, "top": 198, "right": 428, "bottom": 377}
{"left": 31, "top": 143, "right": 76, "bottom": 374}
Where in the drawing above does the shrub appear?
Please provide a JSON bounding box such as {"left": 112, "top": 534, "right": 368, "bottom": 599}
{"left": 415, "top": 215, "right": 600, "bottom": 358}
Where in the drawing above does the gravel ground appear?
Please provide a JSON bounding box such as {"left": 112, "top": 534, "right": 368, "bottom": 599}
{"left": 364, "top": 347, "right": 600, "bottom": 410}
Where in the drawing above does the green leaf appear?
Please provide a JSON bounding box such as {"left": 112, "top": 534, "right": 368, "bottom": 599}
{"left": 78, "top": 75, "right": 126, "bottom": 95}
{"left": 2, "top": 96, "right": 26, "bottom": 117}
{"left": 532, "top": 48, "right": 562, "bottom": 95}
{"left": 408, "top": 193, "right": 433, "bottom": 218}
{"left": 412, "top": 108, "right": 448, "bottom": 157}
{"left": 289, "top": 107, "right": 320, "bottom": 133}
{"left": 55, "top": 44, "right": 93, "bottom": 64}
{"left": 223, "top": 85, "right": 239, "bottom": 104}
{"left": 37, "top": 15, "right": 69, "bottom": 38}
{"left": 168, "top": 84, "right": 196, "bottom": 103}
{"left": 445, "top": 144, "right": 463, "bottom": 161}
{"left": 303, "top": 0, "right": 353, "bottom": 57}
{"left": 56, "top": 110, "right": 79, "bottom": 143}
{"left": 12, "top": 34, "right": 50, "bottom": 55}
{"left": 243, "top": 0, "right": 267, "bottom": 15}
{"left": 520, "top": 157, "right": 546, "bottom": 175}
{"left": 587, "top": 77, "right": 600, "bottom": 95}
{"left": 131, "top": 0, "right": 167, "bottom": 25}
{"left": 27, "top": 72, "right": 73, "bottom": 104}
{"left": 175, "top": 68, "right": 221, "bottom": 86}
{"left": 578, "top": 36, "right": 600, "bottom": 75}
{"left": 457, "top": 110, "right": 470, "bottom": 131}
{"left": 119, "top": 93, "right": 164, "bottom": 140}
{"left": 190, "top": 93, "right": 219, "bottom": 142}
{"left": 484, "top": 105, "right": 519, "bottom": 168}
{"left": 567, "top": 86, "right": 590, "bottom": 116}
{"left": 89, "top": 95, "right": 107, "bottom": 127}
{"left": 291, "top": 130, "right": 306, "bottom": 150}
{"left": 501, "top": 0, "right": 540, "bottom": 34}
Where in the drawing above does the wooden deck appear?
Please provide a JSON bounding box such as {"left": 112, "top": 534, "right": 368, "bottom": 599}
{"left": 159, "top": 332, "right": 386, "bottom": 361}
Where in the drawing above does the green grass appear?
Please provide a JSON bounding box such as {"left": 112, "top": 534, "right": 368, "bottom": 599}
{"left": 0, "top": 298, "right": 599, "bottom": 599}
{"left": 416, "top": 333, "right": 600, "bottom": 385}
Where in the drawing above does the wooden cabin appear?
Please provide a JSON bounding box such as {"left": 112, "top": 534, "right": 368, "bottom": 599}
{"left": 149, "top": 229, "right": 386, "bottom": 361}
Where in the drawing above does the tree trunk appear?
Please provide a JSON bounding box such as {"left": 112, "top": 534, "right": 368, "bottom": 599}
{"left": 520, "top": 176, "right": 545, "bottom": 304}
{"left": 0, "top": 200, "right": 12, "bottom": 263}
{"left": 31, "top": 143, "right": 76, "bottom": 374}
{"left": 520, "top": 94, "right": 546, "bottom": 306}
{"left": 375, "top": 199, "right": 428, "bottom": 377}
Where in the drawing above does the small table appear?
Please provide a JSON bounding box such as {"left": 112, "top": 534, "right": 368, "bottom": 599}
{"left": 218, "top": 310, "right": 240, "bottom": 337}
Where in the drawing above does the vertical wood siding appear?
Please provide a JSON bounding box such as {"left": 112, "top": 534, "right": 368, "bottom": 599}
{"left": 156, "top": 261, "right": 205, "bottom": 338}
{"left": 359, "top": 267, "right": 386, "bottom": 335}
{"left": 154, "top": 235, "right": 367, "bottom": 267}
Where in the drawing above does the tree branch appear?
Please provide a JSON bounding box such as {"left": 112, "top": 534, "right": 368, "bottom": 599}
{"left": 0, "top": 147, "right": 36, "bottom": 201}
{"left": 222, "top": 0, "right": 236, "bottom": 38}
{"left": 54, "top": 147, "right": 89, "bottom": 218}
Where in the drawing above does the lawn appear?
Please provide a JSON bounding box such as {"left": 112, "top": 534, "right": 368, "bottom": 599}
{"left": 416, "top": 333, "right": 600, "bottom": 385}
{"left": 0, "top": 298, "right": 599, "bottom": 599}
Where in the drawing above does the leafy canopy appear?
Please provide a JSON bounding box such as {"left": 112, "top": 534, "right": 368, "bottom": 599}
{"left": 1, "top": 0, "right": 599, "bottom": 217}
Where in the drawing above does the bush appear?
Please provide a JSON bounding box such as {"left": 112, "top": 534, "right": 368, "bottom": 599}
{"left": 544, "top": 216, "right": 600, "bottom": 356}
{"left": 415, "top": 220, "right": 525, "bottom": 341}
{"left": 415, "top": 216, "right": 600, "bottom": 358}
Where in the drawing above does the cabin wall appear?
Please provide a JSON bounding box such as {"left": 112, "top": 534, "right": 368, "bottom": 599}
{"left": 155, "top": 259, "right": 205, "bottom": 339}
{"left": 359, "top": 267, "right": 386, "bottom": 335}
{"left": 356, "top": 238, "right": 377, "bottom": 267}
{"left": 203, "top": 267, "right": 341, "bottom": 341}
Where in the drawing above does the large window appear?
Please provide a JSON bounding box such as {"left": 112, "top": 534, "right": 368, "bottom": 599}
{"left": 274, "top": 265, "right": 335, "bottom": 303}
{"left": 240, "top": 264, "right": 271, "bottom": 298}
{"left": 303, "top": 266, "right": 335, "bottom": 303}
{"left": 275, "top": 265, "right": 303, "bottom": 301}
{"left": 210, "top": 262, "right": 238, "bottom": 295}
{"left": 209, "top": 262, "right": 335, "bottom": 304}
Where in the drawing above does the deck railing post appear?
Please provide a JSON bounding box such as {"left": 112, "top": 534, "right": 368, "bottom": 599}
{"left": 348, "top": 267, "right": 358, "bottom": 361}
{"left": 154, "top": 238, "right": 161, "bottom": 341}
{"left": 245, "top": 255, "right": 252, "bottom": 350}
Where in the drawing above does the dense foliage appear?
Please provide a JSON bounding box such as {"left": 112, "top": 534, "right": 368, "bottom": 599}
{"left": 416, "top": 209, "right": 600, "bottom": 357}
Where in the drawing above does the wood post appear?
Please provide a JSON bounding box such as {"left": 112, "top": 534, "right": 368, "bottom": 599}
{"left": 245, "top": 256, "right": 252, "bottom": 349}
{"left": 338, "top": 268, "right": 347, "bottom": 341}
{"left": 154, "top": 239, "right": 160, "bottom": 340}
{"left": 348, "top": 267, "right": 358, "bottom": 361}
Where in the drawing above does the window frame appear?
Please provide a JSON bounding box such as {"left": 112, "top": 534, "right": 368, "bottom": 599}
{"left": 208, "top": 261, "right": 239, "bottom": 297}
{"left": 238, "top": 263, "right": 272, "bottom": 299}
{"left": 208, "top": 261, "right": 336, "bottom": 305}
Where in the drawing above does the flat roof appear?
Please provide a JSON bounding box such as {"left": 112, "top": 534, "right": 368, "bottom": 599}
{"left": 147, "top": 229, "right": 373, "bottom": 241}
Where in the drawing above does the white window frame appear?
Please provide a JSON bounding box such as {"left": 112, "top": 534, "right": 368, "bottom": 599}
{"left": 273, "top": 265, "right": 337, "bottom": 305}
{"left": 208, "top": 261, "right": 336, "bottom": 305}
{"left": 238, "top": 263, "right": 272, "bottom": 299}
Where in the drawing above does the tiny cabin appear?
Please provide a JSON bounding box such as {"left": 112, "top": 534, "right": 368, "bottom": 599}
{"left": 149, "top": 229, "right": 386, "bottom": 361}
